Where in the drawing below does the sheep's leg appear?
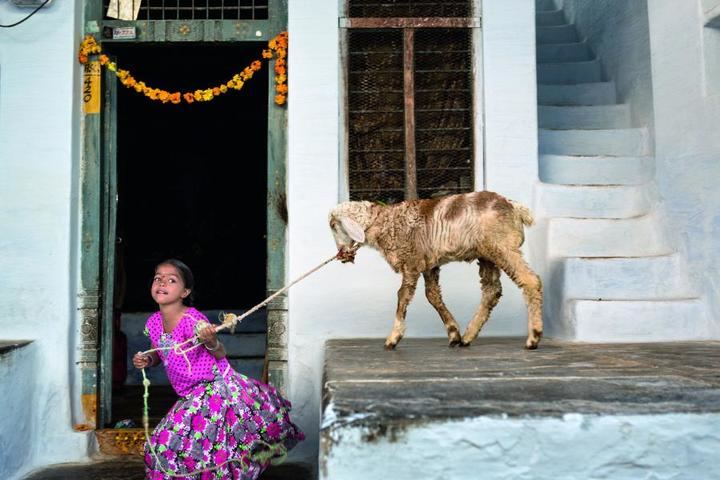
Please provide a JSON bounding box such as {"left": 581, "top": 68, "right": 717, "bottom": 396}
{"left": 460, "top": 259, "right": 503, "bottom": 346}
{"left": 496, "top": 249, "right": 544, "bottom": 349}
{"left": 385, "top": 271, "right": 420, "bottom": 350}
{"left": 423, "top": 267, "right": 462, "bottom": 347}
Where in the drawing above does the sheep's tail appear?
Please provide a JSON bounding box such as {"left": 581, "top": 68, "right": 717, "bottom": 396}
{"left": 509, "top": 200, "right": 535, "bottom": 227}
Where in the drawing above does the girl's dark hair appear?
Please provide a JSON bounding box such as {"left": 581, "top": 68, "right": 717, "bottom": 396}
{"left": 156, "top": 258, "right": 195, "bottom": 306}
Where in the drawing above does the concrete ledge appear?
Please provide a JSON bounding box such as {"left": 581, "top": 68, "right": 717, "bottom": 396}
{"left": 320, "top": 338, "right": 720, "bottom": 479}
{"left": 0, "top": 340, "right": 32, "bottom": 355}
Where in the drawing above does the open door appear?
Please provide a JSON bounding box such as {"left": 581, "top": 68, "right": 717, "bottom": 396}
{"left": 99, "top": 59, "right": 118, "bottom": 428}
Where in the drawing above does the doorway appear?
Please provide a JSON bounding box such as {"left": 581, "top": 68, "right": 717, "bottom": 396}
{"left": 104, "top": 43, "right": 269, "bottom": 427}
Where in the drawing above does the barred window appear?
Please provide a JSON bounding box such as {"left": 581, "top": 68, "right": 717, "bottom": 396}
{"left": 103, "top": 0, "right": 269, "bottom": 21}
{"left": 345, "top": 0, "right": 475, "bottom": 203}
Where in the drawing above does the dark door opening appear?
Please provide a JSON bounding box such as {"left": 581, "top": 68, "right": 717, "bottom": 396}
{"left": 106, "top": 43, "right": 269, "bottom": 427}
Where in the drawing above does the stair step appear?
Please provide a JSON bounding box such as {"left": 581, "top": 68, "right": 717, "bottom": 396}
{"left": 537, "top": 25, "right": 579, "bottom": 44}
{"left": 538, "top": 82, "right": 617, "bottom": 106}
{"left": 536, "top": 0, "right": 558, "bottom": 12}
{"left": 566, "top": 299, "right": 709, "bottom": 342}
{"left": 538, "top": 59, "right": 602, "bottom": 85}
{"left": 536, "top": 9, "right": 566, "bottom": 26}
{"left": 538, "top": 41, "right": 593, "bottom": 63}
{"left": 538, "top": 183, "right": 656, "bottom": 218}
{"left": 540, "top": 128, "right": 649, "bottom": 156}
{"left": 548, "top": 214, "right": 673, "bottom": 257}
{"left": 539, "top": 105, "right": 631, "bottom": 129}
{"left": 540, "top": 154, "right": 654, "bottom": 185}
{"left": 563, "top": 254, "right": 697, "bottom": 300}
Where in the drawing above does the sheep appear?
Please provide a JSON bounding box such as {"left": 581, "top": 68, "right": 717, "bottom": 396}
{"left": 329, "top": 190, "right": 543, "bottom": 350}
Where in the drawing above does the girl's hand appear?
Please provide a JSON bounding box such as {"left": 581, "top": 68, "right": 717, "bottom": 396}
{"left": 132, "top": 352, "right": 152, "bottom": 369}
{"left": 198, "top": 325, "right": 219, "bottom": 350}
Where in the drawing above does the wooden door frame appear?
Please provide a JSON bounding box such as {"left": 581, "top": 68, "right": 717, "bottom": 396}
{"left": 77, "top": 0, "right": 289, "bottom": 429}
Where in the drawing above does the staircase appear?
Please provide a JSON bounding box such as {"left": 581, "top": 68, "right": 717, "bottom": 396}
{"left": 534, "top": 0, "right": 711, "bottom": 341}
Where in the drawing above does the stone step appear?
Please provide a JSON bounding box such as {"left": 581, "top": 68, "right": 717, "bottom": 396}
{"left": 548, "top": 214, "right": 673, "bottom": 257}
{"left": 566, "top": 299, "right": 710, "bottom": 342}
{"left": 539, "top": 154, "right": 654, "bottom": 185}
{"left": 539, "top": 104, "right": 631, "bottom": 129}
{"left": 538, "top": 59, "right": 603, "bottom": 85}
{"left": 537, "top": 24, "right": 579, "bottom": 44}
{"left": 535, "top": 0, "right": 558, "bottom": 11}
{"left": 536, "top": 9, "right": 566, "bottom": 26}
{"left": 538, "top": 82, "right": 617, "bottom": 106}
{"left": 538, "top": 40, "right": 593, "bottom": 63}
{"left": 539, "top": 128, "right": 649, "bottom": 156}
{"left": 537, "top": 183, "right": 656, "bottom": 218}
{"left": 321, "top": 338, "right": 720, "bottom": 480}
{"left": 562, "top": 254, "right": 697, "bottom": 300}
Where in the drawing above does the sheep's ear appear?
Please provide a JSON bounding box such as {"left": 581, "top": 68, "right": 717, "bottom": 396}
{"left": 340, "top": 217, "right": 366, "bottom": 243}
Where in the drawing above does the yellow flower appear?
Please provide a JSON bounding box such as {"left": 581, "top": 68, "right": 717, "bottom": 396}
{"left": 275, "top": 74, "right": 287, "bottom": 84}
{"left": 220, "top": 85, "right": 228, "bottom": 93}
{"left": 194, "top": 90, "right": 202, "bottom": 101}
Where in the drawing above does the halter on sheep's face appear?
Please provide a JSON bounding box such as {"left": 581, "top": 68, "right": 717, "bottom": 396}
{"left": 329, "top": 215, "right": 365, "bottom": 263}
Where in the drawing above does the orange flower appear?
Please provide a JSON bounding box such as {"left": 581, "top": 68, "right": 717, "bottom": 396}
{"left": 262, "top": 49, "right": 273, "bottom": 59}
{"left": 274, "top": 64, "right": 286, "bottom": 75}
{"left": 276, "top": 84, "right": 288, "bottom": 94}
{"left": 99, "top": 54, "right": 109, "bottom": 65}
{"left": 78, "top": 54, "right": 88, "bottom": 64}
{"left": 275, "top": 94, "right": 286, "bottom": 105}
{"left": 251, "top": 60, "right": 262, "bottom": 71}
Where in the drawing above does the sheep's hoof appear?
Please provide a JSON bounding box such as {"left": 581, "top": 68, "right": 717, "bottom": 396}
{"left": 458, "top": 340, "right": 472, "bottom": 348}
{"left": 525, "top": 340, "right": 540, "bottom": 350}
{"left": 448, "top": 338, "right": 461, "bottom": 348}
{"left": 384, "top": 341, "right": 398, "bottom": 350}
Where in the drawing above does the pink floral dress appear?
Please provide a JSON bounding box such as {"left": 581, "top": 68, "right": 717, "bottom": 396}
{"left": 143, "top": 308, "right": 304, "bottom": 479}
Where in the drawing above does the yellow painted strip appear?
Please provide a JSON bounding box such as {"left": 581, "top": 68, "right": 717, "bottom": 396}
{"left": 83, "top": 61, "right": 101, "bottom": 114}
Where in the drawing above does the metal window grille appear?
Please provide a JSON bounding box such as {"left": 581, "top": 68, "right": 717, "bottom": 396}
{"left": 346, "top": 0, "right": 474, "bottom": 203}
{"left": 349, "top": 0, "right": 471, "bottom": 18}
{"left": 102, "top": 0, "right": 269, "bottom": 21}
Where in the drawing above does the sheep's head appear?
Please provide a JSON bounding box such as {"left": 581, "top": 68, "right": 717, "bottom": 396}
{"left": 328, "top": 201, "right": 374, "bottom": 263}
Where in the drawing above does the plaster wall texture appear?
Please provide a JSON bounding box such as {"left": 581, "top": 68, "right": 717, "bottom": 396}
{"left": 286, "top": 0, "right": 539, "bottom": 465}
{"left": 559, "top": 0, "right": 654, "bottom": 133}
{"left": 321, "top": 413, "right": 720, "bottom": 480}
{"left": 0, "top": 345, "right": 38, "bottom": 479}
{"left": 0, "top": 1, "right": 90, "bottom": 479}
{"left": 646, "top": 0, "right": 720, "bottom": 333}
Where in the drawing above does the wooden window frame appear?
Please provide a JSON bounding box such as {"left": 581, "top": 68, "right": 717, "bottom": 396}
{"left": 340, "top": 13, "right": 483, "bottom": 201}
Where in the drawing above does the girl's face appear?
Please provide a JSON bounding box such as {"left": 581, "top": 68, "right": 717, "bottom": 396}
{"left": 151, "top": 264, "right": 191, "bottom": 307}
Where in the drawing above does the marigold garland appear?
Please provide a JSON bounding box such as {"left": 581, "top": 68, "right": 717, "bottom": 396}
{"left": 78, "top": 31, "right": 288, "bottom": 105}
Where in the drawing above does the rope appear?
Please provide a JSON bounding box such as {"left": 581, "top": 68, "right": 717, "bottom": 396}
{"left": 139, "top": 250, "right": 348, "bottom": 477}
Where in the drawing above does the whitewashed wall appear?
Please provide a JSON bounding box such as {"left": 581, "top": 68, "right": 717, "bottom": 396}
{"left": 559, "top": 0, "right": 654, "bottom": 132}
{"left": 647, "top": 0, "right": 720, "bottom": 332}
{"left": 287, "top": 0, "right": 538, "bottom": 465}
{"left": 0, "top": 1, "right": 91, "bottom": 479}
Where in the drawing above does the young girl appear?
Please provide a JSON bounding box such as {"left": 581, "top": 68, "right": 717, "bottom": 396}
{"left": 132, "top": 259, "right": 304, "bottom": 479}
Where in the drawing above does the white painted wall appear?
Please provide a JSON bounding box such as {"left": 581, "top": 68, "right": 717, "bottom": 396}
{"left": 0, "top": 1, "right": 91, "bottom": 479}
{"left": 0, "top": 344, "right": 38, "bottom": 479}
{"left": 646, "top": 0, "right": 720, "bottom": 333}
{"left": 322, "top": 413, "right": 720, "bottom": 479}
{"left": 287, "top": 0, "right": 538, "bottom": 465}
{"left": 559, "top": 0, "right": 655, "bottom": 133}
